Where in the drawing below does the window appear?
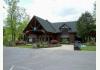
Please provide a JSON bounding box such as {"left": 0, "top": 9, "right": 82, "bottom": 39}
{"left": 61, "top": 28, "right": 68, "bottom": 32}
{"left": 60, "top": 24, "right": 71, "bottom": 32}
{"left": 32, "top": 27, "right": 37, "bottom": 31}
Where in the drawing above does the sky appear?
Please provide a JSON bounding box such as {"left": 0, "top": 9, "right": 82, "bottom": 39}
{"left": 2, "top": 0, "right": 95, "bottom": 22}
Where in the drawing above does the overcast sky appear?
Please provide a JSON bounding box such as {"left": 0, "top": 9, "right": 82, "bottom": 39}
{"left": 2, "top": 0, "right": 95, "bottom": 22}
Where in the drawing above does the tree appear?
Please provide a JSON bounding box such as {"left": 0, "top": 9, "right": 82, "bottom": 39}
{"left": 77, "top": 12, "right": 95, "bottom": 42}
{"left": 4, "top": 0, "right": 29, "bottom": 46}
{"left": 4, "top": 0, "right": 19, "bottom": 46}
{"left": 16, "top": 15, "right": 29, "bottom": 41}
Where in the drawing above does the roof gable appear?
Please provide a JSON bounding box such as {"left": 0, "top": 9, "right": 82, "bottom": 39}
{"left": 23, "top": 16, "right": 77, "bottom": 33}
{"left": 52, "top": 21, "right": 77, "bottom": 32}
{"left": 59, "top": 24, "right": 70, "bottom": 29}
{"left": 35, "top": 16, "right": 58, "bottom": 33}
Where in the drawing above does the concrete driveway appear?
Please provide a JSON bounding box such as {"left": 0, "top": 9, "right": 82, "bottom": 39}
{"left": 4, "top": 47, "right": 96, "bottom": 70}
{"left": 44, "top": 45, "right": 74, "bottom": 51}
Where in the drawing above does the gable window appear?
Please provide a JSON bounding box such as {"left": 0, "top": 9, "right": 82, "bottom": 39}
{"left": 60, "top": 24, "right": 68, "bottom": 33}
{"left": 32, "top": 27, "right": 37, "bottom": 31}
{"left": 59, "top": 24, "right": 71, "bottom": 33}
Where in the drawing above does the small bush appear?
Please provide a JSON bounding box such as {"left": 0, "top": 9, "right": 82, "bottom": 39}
{"left": 60, "top": 38, "right": 69, "bottom": 44}
{"left": 36, "top": 42, "right": 48, "bottom": 48}
{"left": 51, "top": 40, "right": 59, "bottom": 44}
{"left": 16, "top": 40, "right": 25, "bottom": 45}
{"left": 85, "top": 41, "right": 96, "bottom": 46}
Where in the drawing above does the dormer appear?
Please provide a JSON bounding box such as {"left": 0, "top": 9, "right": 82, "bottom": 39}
{"left": 59, "top": 24, "right": 71, "bottom": 32}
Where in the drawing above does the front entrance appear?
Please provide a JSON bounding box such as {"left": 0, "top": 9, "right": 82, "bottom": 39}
{"left": 28, "top": 34, "right": 37, "bottom": 43}
{"left": 26, "top": 34, "right": 51, "bottom": 44}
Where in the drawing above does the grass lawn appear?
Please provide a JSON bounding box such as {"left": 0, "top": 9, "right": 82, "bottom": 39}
{"left": 16, "top": 44, "right": 33, "bottom": 48}
{"left": 80, "top": 46, "right": 96, "bottom": 51}
{"left": 16, "top": 44, "right": 61, "bottom": 48}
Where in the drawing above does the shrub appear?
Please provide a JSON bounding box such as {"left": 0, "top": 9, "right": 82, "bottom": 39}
{"left": 36, "top": 42, "right": 48, "bottom": 48}
{"left": 85, "top": 41, "right": 96, "bottom": 46}
{"left": 3, "top": 41, "right": 11, "bottom": 46}
{"left": 60, "top": 38, "right": 69, "bottom": 44}
{"left": 51, "top": 40, "right": 59, "bottom": 44}
{"left": 16, "top": 40, "right": 25, "bottom": 45}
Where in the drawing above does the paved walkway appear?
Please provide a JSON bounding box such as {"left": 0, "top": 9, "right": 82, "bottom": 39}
{"left": 4, "top": 47, "right": 96, "bottom": 70}
{"left": 44, "top": 45, "right": 74, "bottom": 51}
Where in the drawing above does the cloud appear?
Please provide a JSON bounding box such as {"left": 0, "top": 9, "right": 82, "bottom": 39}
{"left": 4, "top": 0, "right": 96, "bottom": 22}
{"left": 53, "top": 8, "right": 79, "bottom": 17}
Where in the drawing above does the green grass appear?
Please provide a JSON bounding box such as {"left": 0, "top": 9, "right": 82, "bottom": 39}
{"left": 80, "top": 46, "right": 96, "bottom": 51}
{"left": 16, "top": 44, "right": 33, "bottom": 48}
{"left": 16, "top": 43, "right": 61, "bottom": 48}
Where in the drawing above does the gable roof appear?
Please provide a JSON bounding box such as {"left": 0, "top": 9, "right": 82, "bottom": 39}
{"left": 52, "top": 21, "right": 77, "bottom": 32}
{"left": 35, "top": 16, "right": 58, "bottom": 33}
{"left": 23, "top": 16, "right": 77, "bottom": 33}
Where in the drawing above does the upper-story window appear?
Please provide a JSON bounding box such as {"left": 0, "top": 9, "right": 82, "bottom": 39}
{"left": 60, "top": 24, "right": 69, "bottom": 33}
{"left": 32, "top": 27, "right": 37, "bottom": 32}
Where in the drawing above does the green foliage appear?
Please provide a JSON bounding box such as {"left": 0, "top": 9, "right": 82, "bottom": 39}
{"left": 4, "top": 0, "right": 20, "bottom": 46}
{"left": 81, "top": 46, "right": 96, "bottom": 51}
{"left": 77, "top": 12, "right": 95, "bottom": 42}
{"left": 3, "top": 0, "right": 29, "bottom": 46}
{"left": 3, "top": 26, "right": 12, "bottom": 46}
{"left": 16, "top": 17, "right": 29, "bottom": 41}
{"left": 16, "top": 44, "right": 33, "bottom": 48}
{"left": 60, "top": 38, "right": 69, "bottom": 44}
{"left": 36, "top": 42, "right": 48, "bottom": 48}
{"left": 85, "top": 41, "right": 96, "bottom": 46}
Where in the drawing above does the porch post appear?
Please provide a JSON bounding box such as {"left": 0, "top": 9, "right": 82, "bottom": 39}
{"left": 45, "top": 33, "right": 47, "bottom": 42}
{"left": 24, "top": 33, "right": 27, "bottom": 44}
{"left": 47, "top": 35, "right": 50, "bottom": 43}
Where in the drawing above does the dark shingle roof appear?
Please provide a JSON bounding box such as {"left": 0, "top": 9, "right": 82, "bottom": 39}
{"left": 35, "top": 16, "right": 58, "bottom": 33}
{"left": 52, "top": 21, "right": 77, "bottom": 32}
{"left": 23, "top": 16, "right": 77, "bottom": 33}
